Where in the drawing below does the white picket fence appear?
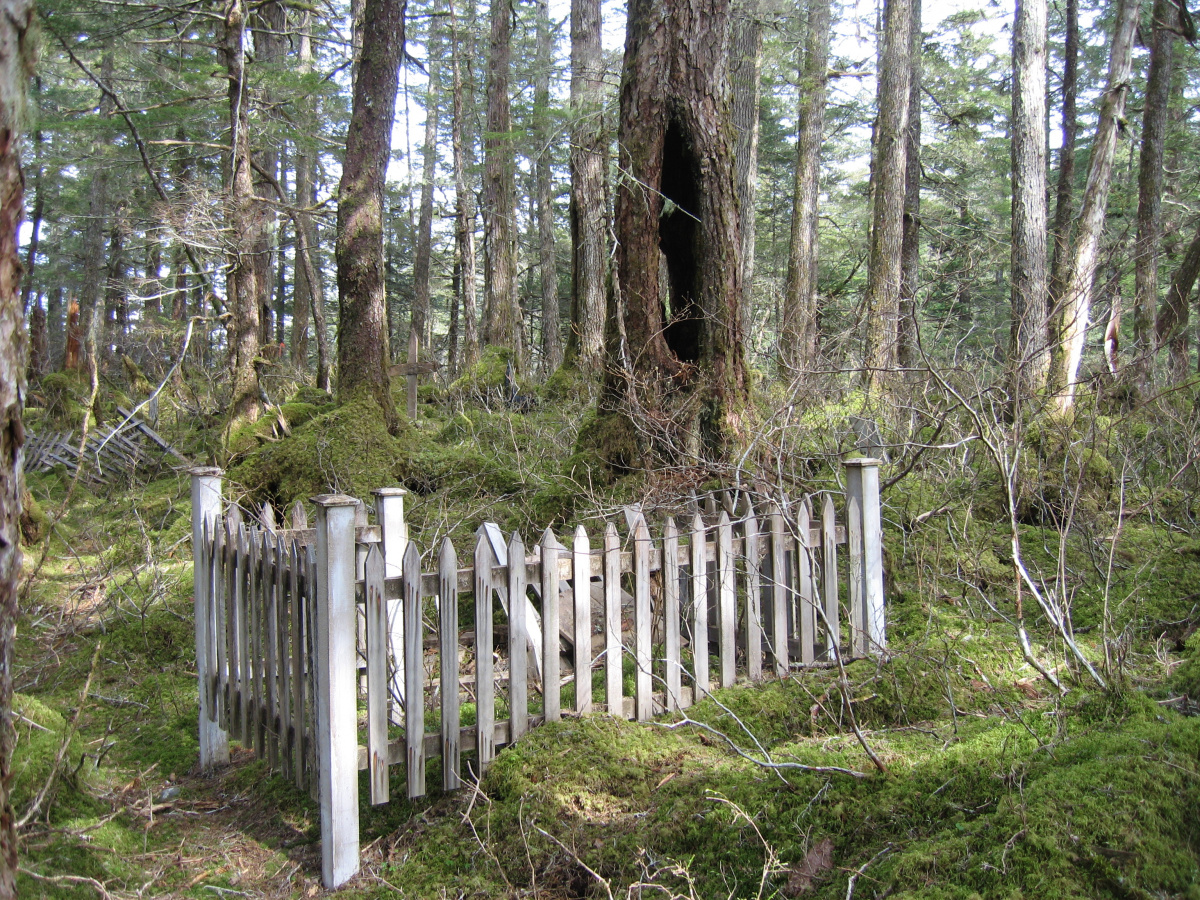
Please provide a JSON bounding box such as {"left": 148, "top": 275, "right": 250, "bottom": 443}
{"left": 188, "top": 459, "right": 886, "bottom": 888}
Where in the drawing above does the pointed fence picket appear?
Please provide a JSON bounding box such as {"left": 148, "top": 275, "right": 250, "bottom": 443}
{"left": 190, "top": 460, "right": 886, "bottom": 890}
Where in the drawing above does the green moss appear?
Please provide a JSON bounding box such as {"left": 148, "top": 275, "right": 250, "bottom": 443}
{"left": 572, "top": 409, "right": 640, "bottom": 480}
{"left": 229, "top": 395, "right": 414, "bottom": 508}
{"left": 38, "top": 372, "right": 90, "bottom": 429}
{"left": 449, "top": 345, "right": 524, "bottom": 405}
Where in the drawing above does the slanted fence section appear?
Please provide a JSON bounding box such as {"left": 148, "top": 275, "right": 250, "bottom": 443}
{"left": 190, "top": 460, "right": 886, "bottom": 889}
{"left": 29, "top": 408, "right": 189, "bottom": 484}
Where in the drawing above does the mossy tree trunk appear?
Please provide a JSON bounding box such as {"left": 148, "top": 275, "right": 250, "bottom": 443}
{"left": 606, "top": 0, "right": 749, "bottom": 466}
{"left": 0, "top": 0, "right": 33, "bottom": 891}
{"left": 335, "top": 0, "right": 405, "bottom": 428}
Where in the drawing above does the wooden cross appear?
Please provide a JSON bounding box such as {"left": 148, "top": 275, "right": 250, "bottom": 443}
{"left": 388, "top": 330, "right": 440, "bottom": 419}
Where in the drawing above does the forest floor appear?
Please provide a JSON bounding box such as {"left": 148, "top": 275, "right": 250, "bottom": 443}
{"left": 13, "top": 370, "right": 1200, "bottom": 899}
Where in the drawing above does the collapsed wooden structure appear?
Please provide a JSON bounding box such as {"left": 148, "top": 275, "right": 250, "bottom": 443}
{"left": 28, "top": 406, "right": 189, "bottom": 483}
{"left": 189, "top": 461, "right": 886, "bottom": 888}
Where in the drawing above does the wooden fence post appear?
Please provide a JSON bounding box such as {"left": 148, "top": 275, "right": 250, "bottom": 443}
{"left": 312, "top": 494, "right": 360, "bottom": 889}
{"left": 373, "top": 487, "right": 408, "bottom": 723}
{"left": 190, "top": 467, "right": 229, "bottom": 770}
{"left": 845, "top": 459, "right": 885, "bottom": 657}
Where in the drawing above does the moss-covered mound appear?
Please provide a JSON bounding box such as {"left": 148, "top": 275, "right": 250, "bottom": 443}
{"left": 229, "top": 395, "right": 412, "bottom": 508}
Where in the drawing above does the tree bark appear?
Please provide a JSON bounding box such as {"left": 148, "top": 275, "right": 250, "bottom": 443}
{"left": 252, "top": 0, "right": 286, "bottom": 347}
{"left": 0, "top": 1, "right": 32, "bottom": 892}
{"left": 1131, "top": 0, "right": 1177, "bottom": 383}
{"left": 565, "top": 0, "right": 606, "bottom": 370}
{"left": 730, "top": 0, "right": 762, "bottom": 345}
{"left": 482, "top": 0, "right": 521, "bottom": 362}
{"left": 1156, "top": 217, "right": 1200, "bottom": 381}
{"left": 535, "top": 0, "right": 562, "bottom": 375}
{"left": 1050, "top": 0, "right": 1138, "bottom": 412}
{"left": 411, "top": 43, "right": 441, "bottom": 357}
{"left": 897, "top": 0, "right": 921, "bottom": 369}
{"left": 223, "top": 0, "right": 264, "bottom": 426}
{"left": 781, "top": 0, "right": 831, "bottom": 373}
{"left": 76, "top": 54, "right": 113, "bottom": 379}
{"left": 450, "top": 0, "right": 479, "bottom": 371}
{"left": 19, "top": 122, "right": 38, "bottom": 316}
{"left": 861, "top": 0, "right": 913, "bottom": 387}
{"left": 1008, "top": 0, "right": 1050, "bottom": 403}
{"left": 610, "top": 0, "right": 749, "bottom": 463}
{"left": 1048, "top": 0, "right": 1077, "bottom": 333}
{"left": 335, "top": 0, "right": 406, "bottom": 422}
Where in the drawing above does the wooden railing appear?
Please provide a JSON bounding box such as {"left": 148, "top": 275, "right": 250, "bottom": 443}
{"left": 189, "top": 460, "right": 886, "bottom": 888}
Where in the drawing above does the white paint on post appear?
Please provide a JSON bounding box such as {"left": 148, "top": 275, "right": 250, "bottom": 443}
{"left": 540, "top": 529, "right": 560, "bottom": 723}
{"left": 364, "top": 544, "right": 389, "bottom": 805}
{"left": 374, "top": 488, "right": 408, "bottom": 724}
{"left": 190, "top": 468, "right": 228, "bottom": 770}
{"left": 312, "top": 494, "right": 360, "bottom": 889}
{"left": 662, "top": 518, "right": 681, "bottom": 711}
{"left": 474, "top": 533, "right": 496, "bottom": 769}
{"left": 851, "top": 459, "right": 886, "bottom": 656}
{"left": 821, "top": 494, "right": 840, "bottom": 661}
{"left": 633, "top": 516, "right": 652, "bottom": 721}
{"left": 439, "top": 538, "right": 462, "bottom": 790}
{"left": 717, "top": 512, "right": 736, "bottom": 689}
{"left": 797, "top": 499, "right": 815, "bottom": 666}
{"left": 572, "top": 526, "right": 592, "bottom": 714}
{"left": 845, "top": 463, "right": 867, "bottom": 657}
{"left": 603, "top": 523, "right": 623, "bottom": 717}
{"left": 690, "top": 514, "right": 709, "bottom": 699}
{"left": 769, "top": 504, "right": 789, "bottom": 677}
{"left": 508, "top": 531, "right": 529, "bottom": 741}
{"left": 403, "top": 540, "right": 426, "bottom": 797}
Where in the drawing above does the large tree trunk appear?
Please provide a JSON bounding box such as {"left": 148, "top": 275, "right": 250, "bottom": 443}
{"left": 1050, "top": 0, "right": 1138, "bottom": 412}
{"left": 20, "top": 122, "right": 38, "bottom": 316}
{"left": 1048, "top": 0, "right": 1078, "bottom": 311}
{"left": 1156, "top": 218, "right": 1200, "bottom": 380}
{"left": 252, "top": 0, "right": 285, "bottom": 347}
{"left": 609, "top": 0, "right": 749, "bottom": 464}
{"left": 335, "top": 0, "right": 406, "bottom": 423}
{"left": 411, "top": 43, "right": 441, "bottom": 357}
{"left": 1008, "top": 0, "right": 1050, "bottom": 404}
{"left": 0, "top": 2, "right": 32, "bottom": 893}
{"left": 449, "top": 0, "right": 479, "bottom": 372}
{"left": 861, "top": 0, "right": 914, "bottom": 388}
{"left": 564, "top": 0, "right": 606, "bottom": 370}
{"left": 535, "top": 0, "right": 562, "bottom": 375}
{"left": 780, "top": 0, "right": 831, "bottom": 373}
{"left": 1131, "top": 0, "right": 1177, "bottom": 383}
{"left": 481, "top": 0, "right": 522, "bottom": 363}
{"left": 223, "top": 0, "right": 264, "bottom": 427}
{"left": 897, "top": 0, "right": 922, "bottom": 369}
{"left": 730, "top": 0, "right": 762, "bottom": 346}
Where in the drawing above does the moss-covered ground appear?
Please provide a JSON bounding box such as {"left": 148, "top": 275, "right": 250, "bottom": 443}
{"left": 15, "top": 376, "right": 1200, "bottom": 898}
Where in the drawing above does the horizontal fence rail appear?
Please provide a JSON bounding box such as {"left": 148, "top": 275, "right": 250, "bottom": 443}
{"left": 189, "top": 460, "right": 886, "bottom": 888}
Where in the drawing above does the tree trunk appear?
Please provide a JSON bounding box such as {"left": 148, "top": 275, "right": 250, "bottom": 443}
{"left": 0, "top": 2, "right": 33, "bottom": 893}
{"left": 1156, "top": 218, "right": 1200, "bottom": 381}
{"left": 19, "top": 123, "right": 38, "bottom": 316}
{"left": 1008, "top": 0, "right": 1050, "bottom": 403}
{"left": 861, "top": 0, "right": 914, "bottom": 387}
{"left": 47, "top": 286, "right": 62, "bottom": 370}
{"left": 610, "top": 0, "right": 749, "bottom": 464}
{"left": 450, "top": 0, "right": 479, "bottom": 371}
{"left": 535, "top": 0, "right": 562, "bottom": 375}
{"left": 781, "top": 0, "right": 831, "bottom": 373}
{"left": 335, "top": 0, "right": 406, "bottom": 423}
{"left": 76, "top": 54, "right": 114, "bottom": 380}
{"left": 897, "top": 0, "right": 921, "bottom": 369}
{"left": 1048, "top": 0, "right": 1078, "bottom": 328}
{"left": 411, "top": 40, "right": 441, "bottom": 358}
{"left": 1050, "top": 0, "right": 1138, "bottom": 412}
{"left": 730, "top": 0, "right": 762, "bottom": 346}
{"left": 223, "top": 0, "right": 263, "bottom": 427}
{"left": 482, "top": 0, "right": 522, "bottom": 362}
{"left": 565, "top": 0, "right": 606, "bottom": 370}
{"left": 1131, "top": 0, "right": 1177, "bottom": 383}
{"left": 252, "top": 0, "right": 286, "bottom": 347}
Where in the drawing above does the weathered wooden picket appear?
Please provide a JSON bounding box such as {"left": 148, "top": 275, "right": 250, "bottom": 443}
{"left": 189, "top": 459, "right": 886, "bottom": 889}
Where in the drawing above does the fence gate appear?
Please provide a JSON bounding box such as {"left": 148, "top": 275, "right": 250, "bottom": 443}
{"left": 189, "top": 460, "right": 886, "bottom": 888}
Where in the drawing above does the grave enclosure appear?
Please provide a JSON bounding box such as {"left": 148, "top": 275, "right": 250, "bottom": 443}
{"left": 188, "top": 460, "right": 886, "bottom": 888}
